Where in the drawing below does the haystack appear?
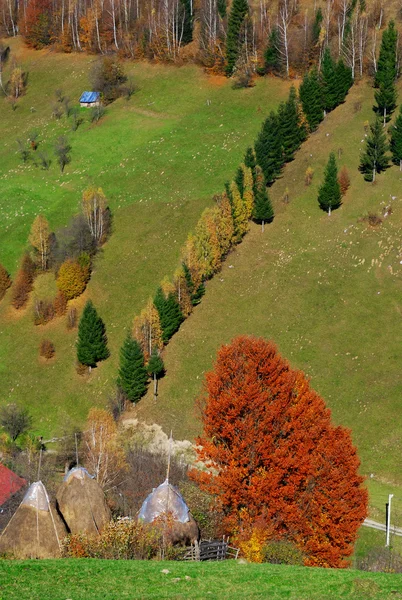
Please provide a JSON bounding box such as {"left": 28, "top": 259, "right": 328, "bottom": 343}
{"left": 56, "top": 467, "right": 111, "bottom": 535}
{"left": 0, "top": 481, "right": 66, "bottom": 558}
{"left": 138, "top": 479, "right": 199, "bottom": 546}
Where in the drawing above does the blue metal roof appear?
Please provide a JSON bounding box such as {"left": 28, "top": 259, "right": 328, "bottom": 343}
{"left": 80, "top": 91, "right": 100, "bottom": 103}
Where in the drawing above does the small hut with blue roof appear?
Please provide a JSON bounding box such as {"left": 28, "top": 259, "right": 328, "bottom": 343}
{"left": 80, "top": 91, "right": 101, "bottom": 108}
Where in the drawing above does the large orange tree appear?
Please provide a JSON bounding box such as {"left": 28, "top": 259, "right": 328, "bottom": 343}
{"left": 192, "top": 336, "right": 367, "bottom": 567}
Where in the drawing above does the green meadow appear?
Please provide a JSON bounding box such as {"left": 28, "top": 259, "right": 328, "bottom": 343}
{"left": 1, "top": 558, "right": 402, "bottom": 599}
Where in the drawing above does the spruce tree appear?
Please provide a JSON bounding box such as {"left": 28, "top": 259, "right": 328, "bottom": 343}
{"left": 117, "top": 333, "right": 148, "bottom": 402}
{"left": 217, "top": 0, "right": 226, "bottom": 18}
{"left": 225, "top": 0, "right": 249, "bottom": 76}
{"left": 147, "top": 349, "right": 165, "bottom": 401}
{"left": 179, "top": 0, "right": 193, "bottom": 44}
{"left": 321, "top": 48, "right": 338, "bottom": 113}
{"left": 253, "top": 173, "right": 274, "bottom": 231}
{"left": 264, "top": 27, "right": 281, "bottom": 74}
{"left": 311, "top": 8, "right": 323, "bottom": 51}
{"left": 317, "top": 152, "right": 342, "bottom": 215}
{"left": 389, "top": 106, "right": 402, "bottom": 170}
{"left": 154, "top": 287, "right": 184, "bottom": 343}
{"left": 76, "top": 300, "right": 109, "bottom": 368}
{"left": 235, "top": 165, "right": 245, "bottom": 197}
{"left": 374, "top": 80, "right": 397, "bottom": 124}
{"left": 182, "top": 262, "right": 205, "bottom": 306}
{"left": 254, "top": 111, "right": 283, "bottom": 185}
{"left": 375, "top": 20, "right": 398, "bottom": 89}
{"left": 335, "top": 59, "right": 353, "bottom": 105}
{"left": 279, "top": 87, "right": 304, "bottom": 163}
{"left": 299, "top": 69, "right": 324, "bottom": 131}
{"left": 359, "top": 118, "right": 390, "bottom": 182}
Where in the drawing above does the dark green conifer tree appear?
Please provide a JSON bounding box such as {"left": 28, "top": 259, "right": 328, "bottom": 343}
{"left": 321, "top": 48, "right": 338, "bottom": 113}
{"left": 182, "top": 263, "right": 205, "bottom": 306}
{"left": 253, "top": 173, "right": 274, "bottom": 230}
{"left": 264, "top": 27, "right": 281, "bottom": 74}
{"left": 279, "top": 86, "right": 305, "bottom": 163}
{"left": 299, "top": 69, "right": 324, "bottom": 132}
{"left": 225, "top": 0, "right": 249, "bottom": 76}
{"left": 389, "top": 106, "right": 402, "bottom": 170}
{"left": 335, "top": 59, "right": 353, "bottom": 105}
{"left": 317, "top": 152, "right": 342, "bottom": 214}
{"left": 374, "top": 79, "right": 397, "bottom": 124}
{"left": 147, "top": 349, "right": 165, "bottom": 401}
{"left": 117, "top": 332, "right": 148, "bottom": 402}
{"left": 359, "top": 118, "right": 390, "bottom": 181}
{"left": 311, "top": 8, "right": 323, "bottom": 51}
{"left": 254, "top": 111, "right": 283, "bottom": 185}
{"left": 154, "top": 287, "right": 184, "bottom": 343}
{"left": 375, "top": 20, "right": 398, "bottom": 88}
{"left": 76, "top": 300, "right": 109, "bottom": 367}
{"left": 235, "top": 165, "right": 245, "bottom": 197}
{"left": 179, "top": 0, "right": 193, "bottom": 44}
{"left": 217, "top": 0, "right": 226, "bottom": 17}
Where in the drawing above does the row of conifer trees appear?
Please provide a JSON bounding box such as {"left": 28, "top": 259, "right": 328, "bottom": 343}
{"left": 113, "top": 55, "right": 354, "bottom": 404}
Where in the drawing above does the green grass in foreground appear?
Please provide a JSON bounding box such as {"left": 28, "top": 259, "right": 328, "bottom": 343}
{"left": 1, "top": 559, "right": 402, "bottom": 600}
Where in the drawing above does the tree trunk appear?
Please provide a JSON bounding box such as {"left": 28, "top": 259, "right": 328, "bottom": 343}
{"left": 400, "top": 159, "right": 401, "bottom": 172}
{"left": 262, "top": 220, "right": 265, "bottom": 232}
{"left": 372, "top": 167, "right": 376, "bottom": 182}
{"left": 328, "top": 205, "right": 331, "bottom": 216}
{"left": 153, "top": 373, "right": 157, "bottom": 401}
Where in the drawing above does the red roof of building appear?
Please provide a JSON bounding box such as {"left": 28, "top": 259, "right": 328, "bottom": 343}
{"left": 0, "top": 464, "right": 26, "bottom": 506}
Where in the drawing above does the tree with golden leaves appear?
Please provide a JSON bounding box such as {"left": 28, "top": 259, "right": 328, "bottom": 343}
{"left": 9, "top": 66, "right": 24, "bottom": 99}
{"left": 133, "top": 298, "right": 163, "bottom": 360}
{"left": 242, "top": 166, "right": 254, "bottom": 219}
{"left": 29, "top": 214, "right": 50, "bottom": 271}
{"left": 230, "top": 181, "right": 248, "bottom": 242}
{"left": 173, "top": 267, "right": 193, "bottom": 318}
{"left": 82, "top": 186, "right": 107, "bottom": 244}
{"left": 195, "top": 207, "right": 222, "bottom": 279}
{"left": 83, "top": 408, "right": 127, "bottom": 490}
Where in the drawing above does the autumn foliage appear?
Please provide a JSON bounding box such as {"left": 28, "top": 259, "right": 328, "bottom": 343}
{"left": 0, "top": 263, "right": 11, "bottom": 301}
{"left": 338, "top": 166, "right": 351, "bottom": 196}
{"left": 56, "top": 259, "right": 87, "bottom": 300}
{"left": 191, "top": 336, "right": 368, "bottom": 568}
{"left": 11, "top": 253, "right": 36, "bottom": 309}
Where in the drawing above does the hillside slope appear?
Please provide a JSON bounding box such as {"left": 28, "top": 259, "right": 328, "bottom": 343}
{"left": 0, "top": 38, "right": 289, "bottom": 435}
{"left": 135, "top": 79, "right": 402, "bottom": 491}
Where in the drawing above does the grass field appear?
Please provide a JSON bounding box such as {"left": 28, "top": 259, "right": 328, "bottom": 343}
{"left": 1, "top": 558, "right": 402, "bottom": 600}
{"left": 2, "top": 38, "right": 402, "bottom": 520}
{"left": 134, "top": 77, "right": 402, "bottom": 497}
{"left": 0, "top": 38, "right": 289, "bottom": 435}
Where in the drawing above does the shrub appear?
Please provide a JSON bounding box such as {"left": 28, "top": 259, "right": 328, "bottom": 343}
{"left": 66, "top": 307, "right": 77, "bottom": 330}
{"left": 0, "top": 263, "right": 11, "bottom": 300}
{"left": 305, "top": 166, "right": 314, "bottom": 186}
{"left": 54, "top": 290, "right": 67, "bottom": 316}
{"left": 33, "top": 299, "right": 55, "bottom": 325}
{"left": 357, "top": 546, "right": 402, "bottom": 573}
{"left": 39, "top": 339, "right": 55, "bottom": 359}
{"left": 56, "top": 259, "right": 86, "bottom": 300}
{"left": 178, "top": 481, "right": 225, "bottom": 540}
{"left": 0, "top": 403, "right": 32, "bottom": 441}
{"left": 62, "top": 518, "right": 164, "bottom": 560}
{"left": 338, "top": 166, "right": 351, "bottom": 196}
{"left": 262, "top": 540, "right": 305, "bottom": 566}
{"left": 11, "top": 253, "right": 36, "bottom": 309}
{"left": 77, "top": 252, "right": 91, "bottom": 283}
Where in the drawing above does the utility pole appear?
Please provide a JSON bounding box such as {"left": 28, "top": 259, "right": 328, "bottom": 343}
{"left": 386, "top": 493, "right": 394, "bottom": 547}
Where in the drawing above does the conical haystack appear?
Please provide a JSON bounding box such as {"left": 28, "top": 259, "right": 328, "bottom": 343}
{"left": 56, "top": 467, "right": 111, "bottom": 535}
{"left": 0, "top": 481, "right": 66, "bottom": 558}
{"left": 138, "top": 479, "right": 199, "bottom": 546}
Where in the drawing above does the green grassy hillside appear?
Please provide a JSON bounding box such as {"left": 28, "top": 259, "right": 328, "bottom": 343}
{"left": 1, "top": 559, "right": 402, "bottom": 599}
{"left": 135, "top": 79, "right": 402, "bottom": 494}
{"left": 0, "top": 38, "right": 290, "bottom": 434}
